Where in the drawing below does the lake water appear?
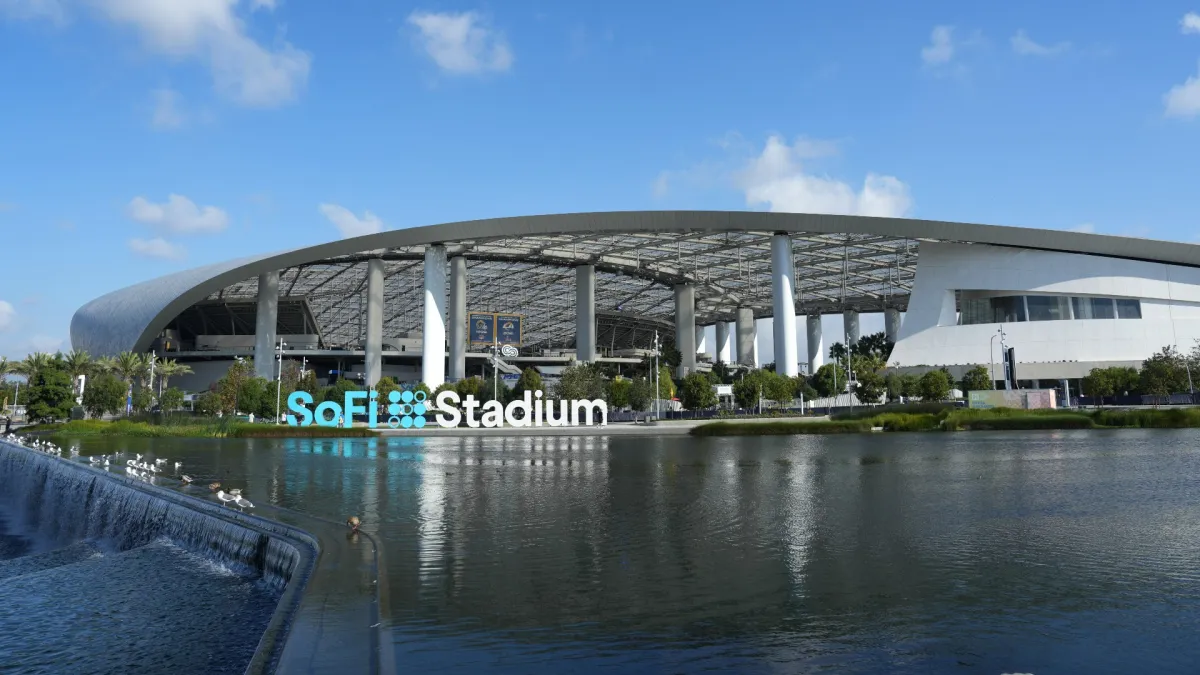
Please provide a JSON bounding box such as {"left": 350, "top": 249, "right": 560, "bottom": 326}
{"left": 58, "top": 430, "right": 1200, "bottom": 674}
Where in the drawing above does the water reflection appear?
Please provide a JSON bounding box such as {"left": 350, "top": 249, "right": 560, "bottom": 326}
{"left": 63, "top": 430, "right": 1200, "bottom": 673}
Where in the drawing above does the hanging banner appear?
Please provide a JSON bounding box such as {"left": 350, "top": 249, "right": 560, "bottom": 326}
{"left": 496, "top": 314, "right": 523, "bottom": 346}
{"left": 469, "top": 313, "right": 496, "bottom": 344}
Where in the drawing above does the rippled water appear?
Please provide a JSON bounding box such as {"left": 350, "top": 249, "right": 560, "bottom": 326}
{"left": 64, "top": 430, "right": 1200, "bottom": 674}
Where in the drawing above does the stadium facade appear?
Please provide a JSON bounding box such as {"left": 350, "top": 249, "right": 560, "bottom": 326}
{"left": 70, "top": 212, "right": 1200, "bottom": 393}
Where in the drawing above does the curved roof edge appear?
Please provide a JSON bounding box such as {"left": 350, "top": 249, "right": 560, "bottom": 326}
{"left": 69, "top": 211, "right": 1200, "bottom": 357}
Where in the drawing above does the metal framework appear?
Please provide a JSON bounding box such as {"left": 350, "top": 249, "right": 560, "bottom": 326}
{"left": 194, "top": 230, "right": 918, "bottom": 351}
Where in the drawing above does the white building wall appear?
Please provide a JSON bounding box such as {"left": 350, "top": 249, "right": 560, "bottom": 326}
{"left": 891, "top": 241, "right": 1200, "bottom": 379}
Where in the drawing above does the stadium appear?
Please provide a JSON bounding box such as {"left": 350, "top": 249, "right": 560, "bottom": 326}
{"left": 69, "top": 211, "right": 1200, "bottom": 395}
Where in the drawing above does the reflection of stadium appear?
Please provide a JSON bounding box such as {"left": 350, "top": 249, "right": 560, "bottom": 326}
{"left": 70, "top": 211, "right": 1200, "bottom": 392}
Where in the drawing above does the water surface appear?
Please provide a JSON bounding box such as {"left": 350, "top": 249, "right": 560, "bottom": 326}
{"left": 65, "top": 430, "right": 1200, "bottom": 674}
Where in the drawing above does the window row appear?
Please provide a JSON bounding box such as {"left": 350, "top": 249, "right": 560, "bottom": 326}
{"left": 959, "top": 294, "right": 1142, "bottom": 326}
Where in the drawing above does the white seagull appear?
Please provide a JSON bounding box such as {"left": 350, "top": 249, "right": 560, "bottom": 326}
{"left": 216, "top": 490, "right": 237, "bottom": 505}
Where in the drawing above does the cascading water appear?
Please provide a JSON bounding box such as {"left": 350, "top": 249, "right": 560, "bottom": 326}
{"left": 0, "top": 439, "right": 316, "bottom": 675}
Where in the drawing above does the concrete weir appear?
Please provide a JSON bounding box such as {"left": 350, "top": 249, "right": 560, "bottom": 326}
{"left": 0, "top": 440, "right": 318, "bottom": 675}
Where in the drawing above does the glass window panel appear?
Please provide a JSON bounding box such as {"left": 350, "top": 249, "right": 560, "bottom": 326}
{"left": 993, "top": 296, "right": 1026, "bottom": 323}
{"left": 1091, "top": 298, "right": 1115, "bottom": 319}
{"left": 960, "top": 298, "right": 990, "bottom": 325}
{"left": 1115, "top": 299, "right": 1141, "bottom": 319}
{"left": 1025, "top": 295, "right": 1071, "bottom": 322}
{"left": 1071, "top": 297, "right": 1091, "bottom": 319}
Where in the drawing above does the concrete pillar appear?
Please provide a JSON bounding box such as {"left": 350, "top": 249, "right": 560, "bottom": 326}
{"left": 674, "top": 284, "right": 696, "bottom": 378}
{"left": 695, "top": 325, "right": 707, "bottom": 358}
{"left": 807, "top": 314, "right": 824, "bottom": 375}
{"left": 844, "top": 310, "right": 860, "bottom": 347}
{"left": 254, "top": 271, "right": 279, "bottom": 380}
{"left": 716, "top": 322, "right": 733, "bottom": 364}
{"left": 422, "top": 246, "right": 447, "bottom": 389}
{"left": 575, "top": 265, "right": 596, "bottom": 363}
{"left": 735, "top": 307, "right": 756, "bottom": 368}
{"left": 364, "top": 260, "right": 384, "bottom": 387}
{"left": 448, "top": 256, "right": 467, "bottom": 382}
{"left": 771, "top": 233, "right": 798, "bottom": 377}
{"left": 885, "top": 308, "right": 901, "bottom": 343}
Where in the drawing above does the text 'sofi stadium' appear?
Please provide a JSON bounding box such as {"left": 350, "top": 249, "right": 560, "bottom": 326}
{"left": 70, "top": 211, "right": 1200, "bottom": 392}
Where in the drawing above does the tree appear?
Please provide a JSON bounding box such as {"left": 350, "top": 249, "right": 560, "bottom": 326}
{"left": 711, "top": 360, "right": 734, "bottom": 384}
{"left": 478, "top": 377, "right": 513, "bottom": 405}
{"left": 763, "top": 371, "right": 796, "bottom": 408}
{"left": 512, "top": 368, "right": 544, "bottom": 397}
{"left": 792, "top": 375, "right": 818, "bottom": 400}
{"left": 1141, "top": 346, "right": 1188, "bottom": 401}
{"left": 655, "top": 365, "right": 676, "bottom": 400}
{"left": 156, "top": 359, "right": 193, "bottom": 393}
{"left": 83, "top": 371, "right": 125, "bottom": 418}
{"left": 63, "top": 349, "right": 92, "bottom": 380}
{"left": 110, "top": 350, "right": 147, "bottom": 412}
{"left": 608, "top": 377, "right": 632, "bottom": 408}
{"left": 960, "top": 365, "right": 992, "bottom": 393}
{"left": 455, "top": 377, "right": 485, "bottom": 399}
{"left": 810, "top": 363, "right": 843, "bottom": 398}
{"left": 660, "top": 342, "right": 682, "bottom": 369}
{"left": 374, "top": 376, "right": 401, "bottom": 403}
{"left": 918, "top": 370, "right": 952, "bottom": 401}
{"left": 828, "top": 342, "right": 848, "bottom": 367}
{"left": 854, "top": 368, "right": 886, "bottom": 404}
{"left": 131, "top": 386, "right": 153, "bottom": 414}
{"left": 1081, "top": 369, "right": 1115, "bottom": 406}
{"left": 195, "top": 391, "right": 221, "bottom": 417}
{"left": 15, "top": 352, "right": 54, "bottom": 384}
{"left": 628, "top": 377, "right": 653, "bottom": 411}
{"left": 555, "top": 364, "right": 607, "bottom": 401}
{"left": 733, "top": 370, "right": 767, "bottom": 409}
{"left": 680, "top": 372, "right": 718, "bottom": 409}
{"left": 159, "top": 387, "right": 185, "bottom": 412}
{"left": 26, "top": 366, "right": 75, "bottom": 422}
{"left": 0, "top": 357, "right": 11, "bottom": 380}
{"left": 854, "top": 332, "right": 894, "bottom": 362}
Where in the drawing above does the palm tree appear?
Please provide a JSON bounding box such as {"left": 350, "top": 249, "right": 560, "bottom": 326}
{"left": 16, "top": 352, "right": 53, "bottom": 383}
{"left": 157, "top": 359, "right": 193, "bottom": 393}
{"left": 0, "top": 357, "right": 11, "bottom": 380}
{"left": 63, "top": 349, "right": 92, "bottom": 380}
{"left": 110, "top": 351, "right": 146, "bottom": 412}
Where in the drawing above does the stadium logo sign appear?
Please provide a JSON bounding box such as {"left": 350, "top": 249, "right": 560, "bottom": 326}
{"left": 285, "top": 388, "right": 607, "bottom": 429}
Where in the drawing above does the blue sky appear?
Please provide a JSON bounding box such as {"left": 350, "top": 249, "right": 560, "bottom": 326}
{"left": 2, "top": 0, "right": 1200, "bottom": 362}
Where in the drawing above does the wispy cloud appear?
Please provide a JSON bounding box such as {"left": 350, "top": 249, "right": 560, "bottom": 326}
{"left": 1011, "top": 30, "right": 1071, "bottom": 56}
{"left": 921, "top": 25, "right": 955, "bottom": 66}
{"left": 407, "top": 10, "right": 513, "bottom": 74}
{"left": 1182, "top": 12, "right": 1200, "bottom": 34}
{"left": 1165, "top": 13, "right": 1200, "bottom": 118}
{"left": 128, "top": 237, "right": 186, "bottom": 260}
{"left": 318, "top": 203, "right": 386, "bottom": 238}
{"left": 0, "top": 300, "right": 15, "bottom": 332}
{"left": 127, "top": 194, "right": 229, "bottom": 234}
{"left": 151, "top": 88, "right": 186, "bottom": 130}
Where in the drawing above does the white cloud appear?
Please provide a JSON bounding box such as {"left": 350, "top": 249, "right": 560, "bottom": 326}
{"left": 0, "top": 300, "right": 15, "bottom": 332}
{"left": 1011, "top": 29, "right": 1070, "bottom": 56}
{"left": 1068, "top": 223, "right": 1096, "bottom": 233}
{"left": 151, "top": 88, "right": 185, "bottom": 129}
{"left": 1164, "top": 64, "right": 1200, "bottom": 118}
{"left": 1183, "top": 12, "right": 1200, "bottom": 34}
{"left": 127, "top": 194, "right": 229, "bottom": 234}
{"left": 407, "top": 10, "right": 513, "bottom": 74}
{"left": 86, "top": 0, "right": 309, "bottom": 107}
{"left": 735, "top": 135, "right": 913, "bottom": 218}
{"left": 0, "top": 0, "right": 63, "bottom": 22}
{"left": 921, "top": 25, "right": 955, "bottom": 65}
{"left": 318, "top": 203, "right": 385, "bottom": 238}
{"left": 27, "top": 335, "right": 64, "bottom": 353}
{"left": 128, "top": 237, "right": 186, "bottom": 260}
{"left": 249, "top": 0, "right": 276, "bottom": 10}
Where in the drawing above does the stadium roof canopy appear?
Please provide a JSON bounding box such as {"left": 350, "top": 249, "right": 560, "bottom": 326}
{"left": 71, "top": 211, "right": 1200, "bottom": 357}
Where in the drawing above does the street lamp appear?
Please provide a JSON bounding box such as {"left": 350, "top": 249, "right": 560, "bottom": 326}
{"left": 990, "top": 326, "right": 1009, "bottom": 390}
{"left": 275, "top": 337, "right": 287, "bottom": 424}
{"left": 233, "top": 356, "right": 245, "bottom": 415}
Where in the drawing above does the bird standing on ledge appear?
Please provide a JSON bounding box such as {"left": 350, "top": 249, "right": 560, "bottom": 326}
{"left": 347, "top": 516, "right": 361, "bottom": 532}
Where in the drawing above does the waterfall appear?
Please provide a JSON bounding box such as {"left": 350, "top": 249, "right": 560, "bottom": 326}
{"left": 0, "top": 440, "right": 312, "bottom": 591}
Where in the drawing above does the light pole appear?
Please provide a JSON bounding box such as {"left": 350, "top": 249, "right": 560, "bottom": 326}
{"left": 653, "top": 331, "right": 660, "bottom": 421}
{"left": 275, "top": 337, "right": 287, "bottom": 424}
{"left": 989, "top": 328, "right": 1004, "bottom": 389}
{"left": 233, "top": 356, "right": 245, "bottom": 415}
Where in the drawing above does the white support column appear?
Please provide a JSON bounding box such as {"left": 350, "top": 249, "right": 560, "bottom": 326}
{"left": 364, "top": 260, "right": 384, "bottom": 387}
{"left": 807, "top": 314, "right": 824, "bottom": 375}
{"left": 675, "top": 284, "right": 697, "bottom": 378}
{"left": 885, "top": 308, "right": 901, "bottom": 343}
{"left": 844, "top": 310, "right": 860, "bottom": 347}
{"left": 448, "top": 256, "right": 467, "bottom": 382}
{"left": 695, "top": 325, "right": 708, "bottom": 359}
{"left": 254, "top": 271, "right": 279, "bottom": 380}
{"left": 716, "top": 322, "right": 733, "bottom": 364}
{"left": 422, "top": 245, "right": 447, "bottom": 389}
{"left": 771, "top": 233, "right": 798, "bottom": 377}
{"left": 735, "top": 307, "right": 756, "bottom": 368}
{"left": 575, "top": 265, "right": 596, "bottom": 363}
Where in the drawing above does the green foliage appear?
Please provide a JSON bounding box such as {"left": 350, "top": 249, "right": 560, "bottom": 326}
{"left": 854, "top": 367, "right": 886, "bottom": 404}
{"left": 322, "top": 379, "right": 360, "bottom": 404}
{"left": 194, "top": 392, "right": 221, "bottom": 416}
{"left": 731, "top": 369, "right": 794, "bottom": 408}
{"left": 660, "top": 342, "right": 682, "bottom": 368}
{"left": 655, "top": 365, "right": 676, "bottom": 400}
{"left": 680, "top": 372, "right": 718, "bottom": 410}
{"left": 81, "top": 371, "right": 124, "bottom": 418}
{"left": 917, "top": 370, "right": 952, "bottom": 401}
{"left": 478, "top": 377, "right": 514, "bottom": 405}
{"left": 455, "top": 377, "right": 485, "bottom": 399}
{"left": 159, "top": 387, "right": 185, "bottom": 412}
{"left": 792, "top": 375, "right": 817, "bottom": 400}
{"left": 960, "top": 365, "right": 992, "bottom": 393}
{"left": 732, "top": 370, "right": 765, "bottom": 409}
{"left": 853, "top": 332, "right": 894, "bottom": 362}
{"left": 710, "top": 360, "right": 734, "bottom": 384}
{"left": 512, "top": 367, "right": 544, "bottom": 397}
{"left": 1081, "top": 368, "right": 1116, "bottom": 404}
{"left": 608, "top": 376, "right": 632, "bottom": 408}
{"left": 130, "top": 386, "right": 153, "bottom": 414}
{"left": 763, "top": 371, "right": 796, "bottom": 407}
{"left": 374, "top": 376, "right": 401, "bottom": 403}
{"left": 432, "top": 382, "right": 457, "bottom": 400}
{"left": 810, "top": 363, "right": 843, "bottom": 398}
{"left": 1140, "top": 347, "right": 1188, "bottom": 399}
{"left": 26, "top": 365, "right": 76, "bottom": 423}
{"left": 627, "top": 377, "right": 653, "bottom": 411}
{"left": 555, "top": 364, "right": 607, "bottom": 401}
{"left": 411, "top": 382, "right": 433, "bottom": 399}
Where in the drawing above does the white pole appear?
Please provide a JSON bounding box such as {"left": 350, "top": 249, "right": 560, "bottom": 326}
{"left": 149, "top": 350, "right": 157, "bottom": 401}
{"left": 275, "top": 337, "right": 284, "bottom": 424}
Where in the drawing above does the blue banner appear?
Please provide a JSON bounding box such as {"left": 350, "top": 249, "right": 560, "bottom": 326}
{"left": 469, "top": 313, "right": 495, "bottom": 344}
{"left": 496, "top": 314, "right": 522, "bottom": 346}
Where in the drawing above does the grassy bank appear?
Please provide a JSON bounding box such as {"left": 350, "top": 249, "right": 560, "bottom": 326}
{"left": 691, "top": 406, "right": 1200, "bottom": 437}
{"left": 23, "top": 419, "right": 377, "bottom": 439}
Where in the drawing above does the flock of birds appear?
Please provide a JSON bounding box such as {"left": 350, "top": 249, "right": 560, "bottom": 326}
{"left": 3, "top": 433, "right": 253, "bottom": 510}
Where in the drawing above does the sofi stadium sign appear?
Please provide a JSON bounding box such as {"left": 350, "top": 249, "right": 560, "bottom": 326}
{"left": 286, "top": 389, "right": 608, "bottom": 429}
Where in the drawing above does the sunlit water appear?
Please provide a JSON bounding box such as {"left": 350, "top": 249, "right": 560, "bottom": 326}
{"left": 59, "top": 430, "right": 1200, "bottom": 674}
